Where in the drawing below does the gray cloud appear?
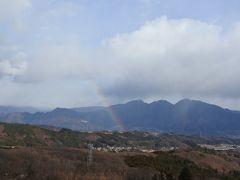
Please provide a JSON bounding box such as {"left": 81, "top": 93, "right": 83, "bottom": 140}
{"left": 100, "top": 17, "right": 240, "bottom": 107}
{"left": 1, "top": 15, "right": 240, "bottom": 109}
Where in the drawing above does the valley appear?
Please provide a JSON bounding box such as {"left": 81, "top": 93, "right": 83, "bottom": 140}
{"left": 0, "top": 122, "right": 240, "bottom": 179}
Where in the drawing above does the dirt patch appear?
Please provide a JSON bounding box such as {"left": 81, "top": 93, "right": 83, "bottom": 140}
{"left": 86, "top": 134, "right": 101, "bottom": 141}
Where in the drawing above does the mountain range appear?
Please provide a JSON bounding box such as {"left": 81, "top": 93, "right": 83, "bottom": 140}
{"left": 1, "top": 99, "right": 240, "bottom": 136}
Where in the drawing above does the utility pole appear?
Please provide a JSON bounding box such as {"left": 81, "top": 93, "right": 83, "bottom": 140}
{"left": 87, "top": 143, "right": 93, "bottom": 169}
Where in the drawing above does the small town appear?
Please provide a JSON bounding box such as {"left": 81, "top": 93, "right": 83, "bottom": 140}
{"left": 93, "top": 145, "right": 178, "bottom": 153}
{"left": 199, "top": 144, "right": 240, "bottom": 151}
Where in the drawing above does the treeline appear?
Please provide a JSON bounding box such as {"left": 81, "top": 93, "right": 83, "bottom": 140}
{"left": 124, "top": 151, "right": 240, "bottom": 180}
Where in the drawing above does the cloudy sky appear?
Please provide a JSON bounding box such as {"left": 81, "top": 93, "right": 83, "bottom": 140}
{"left": 1, "top": 0, "right": 240, "bottom": 109}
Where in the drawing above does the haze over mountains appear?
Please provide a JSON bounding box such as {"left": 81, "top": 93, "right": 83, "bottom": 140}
{"left": 0, "top": 106, "right": 40, "bottom": 117}
{"left": 1, "top": 99, "right": 240, "bottom": 137}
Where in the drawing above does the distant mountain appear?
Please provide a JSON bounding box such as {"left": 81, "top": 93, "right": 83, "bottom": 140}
{"left": 1, "top": 99, "right": 240, "bottom": 136}
{"left": 71, "top": 106, "right": 105, "bottom": 112}
{"left": 0, "top": 106, "right": 39, "bottom": 117}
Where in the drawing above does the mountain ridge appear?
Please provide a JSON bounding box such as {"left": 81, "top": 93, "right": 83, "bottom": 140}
{"left": 1, "top": 99, "right": 240, "bottom": 136}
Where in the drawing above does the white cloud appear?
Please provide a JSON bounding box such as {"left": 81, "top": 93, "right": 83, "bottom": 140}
{"left": 16, "top": 44, "right": 96, "bottom": 83}
{"left": 0, "top": 52, "right": 27, "bottom": 77}
{"left": 0, "top": 0, "right": 32, "bottom": 28}
{"left": 106, "top": 17, "right": 221, "bottom": 59}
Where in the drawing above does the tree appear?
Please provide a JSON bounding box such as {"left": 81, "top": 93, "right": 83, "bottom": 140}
{"left": 178, "top": 166, "right": 192, "bottom": 180}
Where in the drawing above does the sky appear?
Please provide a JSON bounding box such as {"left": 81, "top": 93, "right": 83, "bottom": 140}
{"left": 1, "top": 0, "right": 240, "bottom": 109}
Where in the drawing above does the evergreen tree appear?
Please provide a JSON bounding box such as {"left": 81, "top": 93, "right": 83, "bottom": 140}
{"left": 179, "top": 166, "right": 192, "bottom": 180}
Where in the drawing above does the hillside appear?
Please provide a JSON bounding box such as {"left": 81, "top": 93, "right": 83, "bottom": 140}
{"left": 1, "top": 122, "right": 240, "bottom": 149}
{"left": 0, "top": 123, "right": 240, "bottom": 179}
{"left": 0, "top": 122, "right": 199, "bottom": 148}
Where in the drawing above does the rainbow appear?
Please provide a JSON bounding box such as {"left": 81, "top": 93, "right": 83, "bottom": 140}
{"left": 94, "top": 85, "right": 126, "bottom": 131}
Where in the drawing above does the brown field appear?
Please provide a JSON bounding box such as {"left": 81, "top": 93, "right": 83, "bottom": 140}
{"left": 0, "top": 146, "right": 156, "bottom": 180}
